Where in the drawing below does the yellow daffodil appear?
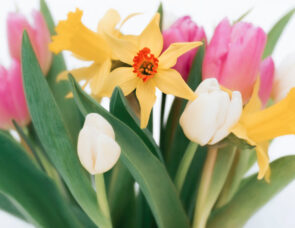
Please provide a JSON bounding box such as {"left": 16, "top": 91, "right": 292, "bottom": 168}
{"left": 100, "top": 14, "right": 202, "bottom": 128}
{"left": 49, "top": 9, "right": 137, "bottom": 99}
{"left": 231, "top": 80, "right": 295, "bottom": 181}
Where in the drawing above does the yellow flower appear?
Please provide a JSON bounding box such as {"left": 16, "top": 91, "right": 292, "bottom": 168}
{"left": 100, "top": 14, "right": 202, "bottom": 128}
{"left": 232, "top": 79, "right": 295, "bottom": 181}
{"left": 49, "top": 9, "right": 137, "bottom": 99}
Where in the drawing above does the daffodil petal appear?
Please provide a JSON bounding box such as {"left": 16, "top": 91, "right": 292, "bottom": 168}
{"left": 100, "top": 67, "right": 138, "bottom": 97}
{"left": 104, "top": 33, "right": 138, "bottom": 65}
{"left": 153, "top": 69, "right": 196, "bottom": 100}
{"left": 136, "top": 80, "right": 156, "bottom": 128}
{"left": 119, "top": 13, "right": 142, "bottom": 30}
{"left": 243, "top": 78, "right": 262, "bottom": 114}
{"left": 158, "top": 41, "right": 203, "bottom": 69}
{"left": 50, "top": 9, "right": 110, "bottom": 62}
{"left": 89, "top": 59, "right": 112, "bottom": 96}
{"left": 138, "top": 13, "right": 163, "bottom": 57}
{"left": 97, "top": 9, "right": 121, "bottom": 38}
{"left": 57, "top": 63, "right": 100, "bottom": 82}
{"left": 256, "top": 142, "right": 270, "bottom": 180}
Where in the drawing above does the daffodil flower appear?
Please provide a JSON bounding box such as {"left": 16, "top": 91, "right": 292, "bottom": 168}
{"left": 232, "top": 79, "right": 295, "bottom": 181}
{"left": 49, "top": 9, "right": 138, "bottom": 99}
{"left": 100, "top": 14, "right": 202, "bottom": 128}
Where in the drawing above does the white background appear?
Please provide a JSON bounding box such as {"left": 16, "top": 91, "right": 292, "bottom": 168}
{"left": 0, "top": 0, "right": 295, "bottom": 227}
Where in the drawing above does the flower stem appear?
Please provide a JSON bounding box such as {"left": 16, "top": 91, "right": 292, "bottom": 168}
{"left": 174, "top": 141, "right": 198, "bottom": 192}
{"left": 192, "top": 146, "right": 218, "bottom": 228}
{"left": 95, "top": 174, "right": 112, "bottom": 226}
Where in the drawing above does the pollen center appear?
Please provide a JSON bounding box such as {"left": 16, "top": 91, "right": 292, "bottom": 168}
{"left": 133, "top": 47, "right": 158, "bottom": 82}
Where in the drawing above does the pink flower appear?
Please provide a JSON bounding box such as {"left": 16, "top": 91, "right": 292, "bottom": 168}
{"left": 259, "top": 57, "right": 274, "bottom": 106}
{"left": 7, "top": 10, "right": 52, "bottom": 75}
{"left": 163, "top": 16, "right": 206, "bottom": 81}
{"left": 202, "top": 19, "right": 267, "bottom": 103}
{"left": 0, "top": 59, "right": 30, "bottom": 130}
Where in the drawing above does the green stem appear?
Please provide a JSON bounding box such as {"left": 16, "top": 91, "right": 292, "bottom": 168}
{"left": 192, "top": 146, "right": 218, "bottom": 228}
{"left": 174, "top": 141, "right": 198, "bottom": 192}
{"left": 95, "top": 174, "right": 112, "bottom": 227}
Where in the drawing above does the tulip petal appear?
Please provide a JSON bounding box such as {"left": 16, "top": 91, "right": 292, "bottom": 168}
{"left": 50, "top": 9, "right": 110, "bottom": 63}
{"left": 259, "top": 57, "right": 274, "bottom": 105}
{"left": 153, "top": 69, "right": 196, "bottom": 100}
{"left": 138, "top": 13, "right": 163, "bottom": 57}
{"left": 158, "top": 41, "right": 202, "bottom": 69}
{"left": 136, "top": 80, "right": 156, "bottom": 128}
{"left": 100, "top": 67, "right": 139, "bottom": 97}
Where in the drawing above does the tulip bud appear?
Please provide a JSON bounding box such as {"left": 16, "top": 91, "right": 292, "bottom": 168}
{"left": 163, "top": 16, "right": 206, "bottom": 81}
{"left": 272, "top": 52, "right": 295, "bottom": 102}
{"left": 202, "top": 19, "right": 267, "bottom": 103}
{"left": 7, "top": 10, "right": 52, "bottom": 75}
{"left": 0, "top": 59, "right": 30, "bottom": 130}
{"left": 180, "top": 78, "right": 242, "bottom": 146}
{"left": 78, "top": 113, "right": 121, "bottom": 174}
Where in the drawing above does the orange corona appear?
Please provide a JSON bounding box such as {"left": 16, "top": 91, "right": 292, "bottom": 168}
{"left": 133, "top": 47, "right": 158, "bottom": 82}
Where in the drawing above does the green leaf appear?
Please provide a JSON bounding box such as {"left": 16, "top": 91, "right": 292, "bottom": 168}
{"left": 208, "top": 155, "right": 295, "bottom": 228}
{"left": 163, "top": 44, "right": 205, "bottom": 176}
{"left": 69, "top": 75, "right": 190, "bottom": 228}
{"left": 157, "top": 3, "right": 164, "bottom": 30}
{"left": 233, "top": 8, "right": 253, "bottom": 24}
{"left": 21, "top": 32, "right": 111, "bottom": 228}
{"left": 40, "top": 0, "right": 83, "bottom": 144}
{"left": 0, "top": 192, "right": 25, "bottom": 221}
{"left": 110, "top": 88, "right": 163, "bottom": 161}
{"left": 0, "top": 132, "right": 80, "bottom": 228}
{"left": 263, "top": 8, "right": 295, "bottom": 58}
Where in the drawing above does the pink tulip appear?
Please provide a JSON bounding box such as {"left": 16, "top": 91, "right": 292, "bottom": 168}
{"left": 202, "top": 19, "right": 267, "bottom": 102}
{"left": 163, "top": 16, "right": 206, "bottom": 81}
{"left": 7, "top": 10, "right": 52, "bottom": 75}
{"left": 259, "top": 57, "right": 274, "bottom": 105}
{"left": 0, "top": 59, "right": 30, "bottom": 130}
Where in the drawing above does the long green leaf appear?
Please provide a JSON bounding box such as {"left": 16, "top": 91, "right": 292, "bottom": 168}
{"left": 40, "top": 0, "right": 83, "bottom": 144}
{"left": 0, "top": 192, "right": 25, "bottom": 221}
{"left": 263, "top": 8, "right": 295, "bottom": 58}
{"left": 0, "top": 132, "right": 80, "bottom": 228}
{"left": 110, "top": 88, "right": 163, "bottom": 161}
{"left": 208, "top": 155, "right": 295, "bottom": 228}
{"left": 21, "top": 32, "right": 110, "bottom": 228}
{"left": 69, "top": 75, "right": 189, "bottom": 228}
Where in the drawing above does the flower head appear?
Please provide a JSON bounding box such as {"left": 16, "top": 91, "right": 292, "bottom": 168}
{"left": 78, "top": 113, "right": 121, "bottom": 174}
{"left": 100, "top": 14, "right": 202, "bottom": 128}
{"left": 163, "top": 16, "right": 206, "bottom": 81}
{"left": 180, "top": 78, "right": 243, "bottom": 145}
{"left": 7, "top": 10, "right": 52, "bottom": 74}
{"left": 202, "top": 19, "right": 269, "bottom": 103}
{"left": 0, "top": 60, "right": 30, "bottom": 130}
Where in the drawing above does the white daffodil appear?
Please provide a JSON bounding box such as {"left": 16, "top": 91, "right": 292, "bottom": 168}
{"left": 77, "top": 113, "right": 121, "bottom": 174}
{"left": 180, "top": 78, "right": 243, "bottom": 146}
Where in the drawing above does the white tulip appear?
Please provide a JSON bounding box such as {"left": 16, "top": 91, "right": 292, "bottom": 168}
{"left": 78, "top": 113, "right": 121, "bottom": 174}
{"left": 180, "top": 78, "right": 243, "bottom": 146}
{"left": 272, "top": 52, "right": 295, "bottom": 102}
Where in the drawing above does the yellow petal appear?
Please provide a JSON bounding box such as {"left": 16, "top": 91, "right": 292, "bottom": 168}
{"left": 118, "top": 13, "right": 142, "bottom": 30}
{"left": 57, "top": 63, "right": 100, "bottom": 82}
{"left": 256, "top": 142, "right": 270, "bottom": 180}
{"left": 136, "top": 80, "right": 156, "bottom": 128}
{"left": 89, "top": 59, "right": 112, "bottom": 96}
{"left": 158, "top": 42, "right": 203, "bottom": 69}
{"left": 97, "top": 9, "right": 121, "bottom": 36}
{"left": 153, "top": 69, "right": 196, "bottom": 100}
{"left": 99, "top": 67, "right": 139, "bottom": 97}
{"left": 104, "top": 33, "right": 138, "bottom": 65}
{"left": 50, "top": 9, "right": 110, "bottom": 63}
{"left": 138, "top": 13, "right": 163, "bottom": 57}
{"left": 243, "top": 78, "right": 262, "bottom": 114}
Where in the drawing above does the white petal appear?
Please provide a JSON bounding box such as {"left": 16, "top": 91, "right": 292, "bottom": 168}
{"left": 210, "top": 91, "right": 243, "bottom": 144}
{"left": 84, "top": 113, "right": 115, "bottom": 139}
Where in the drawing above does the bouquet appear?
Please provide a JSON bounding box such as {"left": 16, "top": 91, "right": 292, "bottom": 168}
{"left": 0, "top": 1, "right": 295, "bottom": 227}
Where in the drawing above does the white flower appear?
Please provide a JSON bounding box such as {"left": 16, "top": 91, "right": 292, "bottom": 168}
{"left": 180, "top": 78, "right": 243, "bottom": 146}
{"left": 272, "top": 52, "right": 295, "bottom": 102}
{"left": 77, "top": 113, "right": 121, "bottom": 174}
